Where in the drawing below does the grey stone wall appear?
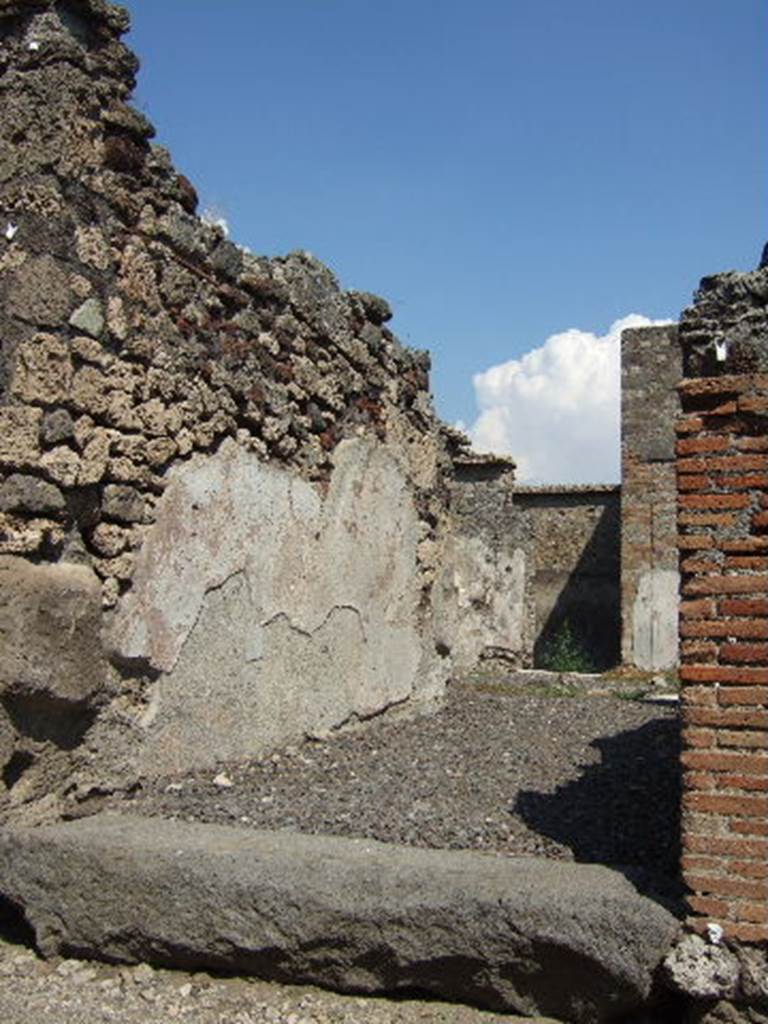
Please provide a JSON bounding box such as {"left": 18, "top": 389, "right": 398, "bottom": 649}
{"left": 435, "top": 453, "right": 531, "bottom": 668}
{"left": 514, "top": 486, "right": 621, "bottom": 670}
{"left": 439, "top": 464, "right": 621, "bottom": 671}
{"left": 621, "top": 325, "right": 682, "bottom": 671}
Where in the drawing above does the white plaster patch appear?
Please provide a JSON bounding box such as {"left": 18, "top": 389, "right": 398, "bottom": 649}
{"left": 435, "top": 535, "right": 526, "bottom": 669}
{"left": 109, "top": 438, "right": 439, "bottom": 773}
{"left": 632, "top": 568, "right": 679, "bottom": 671}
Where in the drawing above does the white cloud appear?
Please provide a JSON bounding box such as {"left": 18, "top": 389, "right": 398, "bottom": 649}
{"left": 465, "top": 314, "right": 673, "bottom": 485}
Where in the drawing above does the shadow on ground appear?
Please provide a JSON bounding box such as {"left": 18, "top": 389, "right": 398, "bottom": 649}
{"left": 514, "top": 715, "right": 683, "bottom": 904}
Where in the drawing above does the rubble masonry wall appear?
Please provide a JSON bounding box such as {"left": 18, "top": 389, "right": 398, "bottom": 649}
{"left": 0, "top": 0, "right": 460, "bottom": 799}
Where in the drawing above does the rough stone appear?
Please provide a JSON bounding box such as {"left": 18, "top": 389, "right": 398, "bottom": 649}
{"left": 101, "top": 483, "right": 144, "bottom": 523}
{"left": 0, "top": 474, "right": 65, "bottom": 515}
{"left": 349, "top": 290, "right": 393, "bottom": 325}
{"left": 89, "top": 522, "right": 130, "bottom": 558}
{"left": 38, "top": 445, "right": 80, "bottom": 487}
{"left": 740, "top": 947, "right": 768, "bottom": 1006}
{"left": 74, "top": 226, "right": 111, "bottom": 271}
{"left": 0, "top": 556, "right": 105, "bottom": 705}
{"left": 68, "top": 298, "right": 105, "bottom": 338}
{"left": 681, "top": 267, "right": 768, "bottom": 376}
{"left": 664, "top": 934, "right": 740, "bottom": 1001}
{"left": 0, "top": 814, "right": 681, "bottom": 1024}
{"left": 0, "top": 407, "right": 42, "bottom": 468}
{"left": 77, "top": 428, "right": 112, "bottom": 485}
{"left": 0, "top": 513, "right": 62, "bottom": 555}
{"left": 10, "top": 333, "right": 73, "bottom": 405}
{"left": 0, "top": 709, "right": 15, "bottom": 768}
{"left": 40, "top": 409, "right": 75, "bottom": 446}
{"left": 5, "top": 255, "right": 72, "bottom": 326}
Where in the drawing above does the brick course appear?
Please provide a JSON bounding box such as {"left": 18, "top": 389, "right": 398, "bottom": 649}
{"left": 676, "top": 296, "right": 768, "bottom": 942}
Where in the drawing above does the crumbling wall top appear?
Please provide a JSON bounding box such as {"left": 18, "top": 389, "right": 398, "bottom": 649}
{"left": 679, "top": 266, "right": 768, "bottom": 377}
{"left": 0, "top": 0, "right": 129, "bottom": 33}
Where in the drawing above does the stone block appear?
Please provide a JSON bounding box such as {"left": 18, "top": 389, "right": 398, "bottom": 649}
{"left": 68, "top": 298, "right": 105, "bottom": 338}
{"left": 101, "top": 483, "right": 144, "bottom": 523}
{"left": 0, "top": 556, "right": 105, "bottom": 705}
{"left": 0, "top": 815, "right": 681, "bottom": 1024}
{"left": 0, "top": 473, "right": 65, "bottom": 514}
{"left": 10, "top": 333, "right": 73, "bottom": 405}
{"left": 0, "top": 406, "right": 42, "bottom": 467}
{"left": 5, "top": 255, "right": 73, "bottom": 326}
{"left": 41, "top": 409, "right": 75, "bottom": 445}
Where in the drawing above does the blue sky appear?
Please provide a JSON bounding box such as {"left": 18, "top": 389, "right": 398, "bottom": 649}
{"left": 123, "top": 1, "right": 766, "bottom": 481}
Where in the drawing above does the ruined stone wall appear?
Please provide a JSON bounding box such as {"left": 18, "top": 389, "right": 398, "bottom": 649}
{"left": 676, "top": 266, "right": 768, "bottom": 947}
{"left": 515, "top": 485, "right": 621, "bottom": 670}
{"left": 435, "top": 452, "right": 531, "bottom": 669}
{"left": 436, "top": 468, "right": 621, "bottom": 671}
{"left": 0, "top": 0, "right": 458, "bottom": 803}
{"left": 621, "top": 324, "right": 682, "bottom": 673}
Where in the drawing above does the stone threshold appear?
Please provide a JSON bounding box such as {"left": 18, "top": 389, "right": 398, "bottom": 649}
{"left": 0, "top": 814, "right": 680, "bottom": 1024}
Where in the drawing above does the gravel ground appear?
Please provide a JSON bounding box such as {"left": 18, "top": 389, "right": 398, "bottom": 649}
{"left": 2, "top": 680, "right": 681, "bottom": 1023}
{"left": 105, "top": 681, "right": 682, "bottom": 888}
{"left": 0, "top": 928, "right": 559, "bottom": 1024}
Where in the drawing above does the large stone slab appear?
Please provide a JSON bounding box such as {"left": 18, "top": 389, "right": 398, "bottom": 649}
{"left": 0, "top": 815, "right": 680, "bottom": 1024}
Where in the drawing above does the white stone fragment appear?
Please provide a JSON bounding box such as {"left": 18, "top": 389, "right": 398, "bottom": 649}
{"left": 27, "top": 40, "right": 40, "bottom": 51}
{"left": 213, "top": 772, "right": 234, "bottom": 789}
{"left": 4, "top": 223, "right": 17, "bottom": 241}
{"left": 714, "top": 338, "right": 728, "bottom": 362}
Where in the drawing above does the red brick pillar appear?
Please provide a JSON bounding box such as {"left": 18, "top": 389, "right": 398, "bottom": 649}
{"left": 677, "top": 373, "right": 768, "bottom": 943}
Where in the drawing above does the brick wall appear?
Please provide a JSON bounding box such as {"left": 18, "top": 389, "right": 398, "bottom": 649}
{"left": 677, "top": 270, "right": 768, "bottom": 944}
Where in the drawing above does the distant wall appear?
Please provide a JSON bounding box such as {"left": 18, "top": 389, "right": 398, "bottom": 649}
{"left": 443, "top": 325, "right": 684, "bottom": 678}
{"left": 438, "top": 463, "right": 621, "bottom": 671}
{"left": 516, "top": 486, "right": 621, "bottom": 670}
{"left": 435, "top": 454, "right": 530, "bottom": 669}
{"left": 621, "top": 325, "right": 682, "bottom": 672}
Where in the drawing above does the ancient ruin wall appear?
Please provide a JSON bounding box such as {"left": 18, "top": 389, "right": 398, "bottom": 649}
{"left": 676, "top": 266, "right": 768, "bottom": 945}
{"left": 621, "top": 324, "right": 681, "bottom": 673}
{"left": 437, "top": 464, "right": 621, "bottom": 671}
{"left": 515, "top": 485, "right": 621, "bottom": 670}
{"left": 0, "top": 0, "right": 458, "bottom": 798}
{"left": 435, "top": 452, "right": 530, "bottom": 669}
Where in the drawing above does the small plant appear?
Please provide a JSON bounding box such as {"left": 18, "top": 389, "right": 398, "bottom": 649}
{"left": 616, "top": 687, "right": 650, "bottom": 702}
{"left": 538, "top": 620, "right": 595, "bottom": 674}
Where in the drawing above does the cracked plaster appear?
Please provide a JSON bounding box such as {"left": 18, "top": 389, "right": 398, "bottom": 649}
{"left": 108, "top": 436, "right": 441, "bottom": 774}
